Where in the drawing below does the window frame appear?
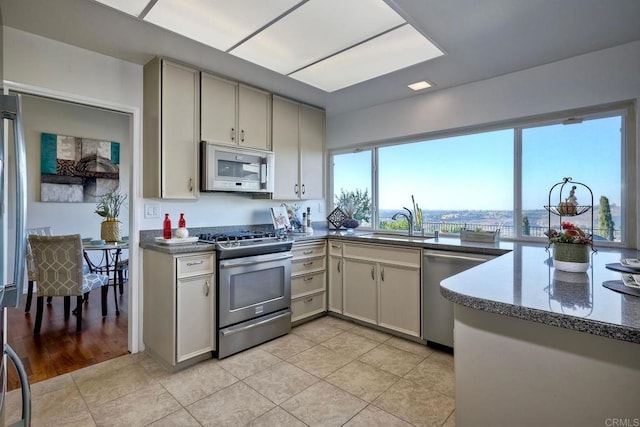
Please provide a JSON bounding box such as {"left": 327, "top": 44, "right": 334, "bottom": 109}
{"left": 329, "top": 101, "right": 635, "bottom": 247}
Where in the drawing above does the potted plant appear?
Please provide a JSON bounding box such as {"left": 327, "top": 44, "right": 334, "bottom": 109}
{"left": 95, "top": 189, "right": 127, "bottom": 243}
{"left": 545, "top": 221, "right": 592, "bottom": 272}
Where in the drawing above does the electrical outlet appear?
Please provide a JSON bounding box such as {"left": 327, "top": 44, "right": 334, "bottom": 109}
{"left": 144, "top": 202, "right": 161, "bottom": 219}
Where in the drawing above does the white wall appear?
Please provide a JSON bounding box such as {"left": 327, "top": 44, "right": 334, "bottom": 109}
{"left": 20, "top": 94, "right": 131, "bottom": 238}
{"left": 327, "top": 40, "right": 640, "bottom": 148}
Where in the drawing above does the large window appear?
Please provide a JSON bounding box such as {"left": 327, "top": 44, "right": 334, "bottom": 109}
{"left": 331, "top": 105, "right": 630, "bottom": 245}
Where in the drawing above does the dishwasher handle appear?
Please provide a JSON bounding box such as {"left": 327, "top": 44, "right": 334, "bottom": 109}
{"left": 423, "top": 252, "right": 491, "bottom": 263}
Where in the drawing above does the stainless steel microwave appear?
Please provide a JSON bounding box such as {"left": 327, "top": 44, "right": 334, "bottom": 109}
{"left": 200, "top": 142, "right": 274, "bottom": 193}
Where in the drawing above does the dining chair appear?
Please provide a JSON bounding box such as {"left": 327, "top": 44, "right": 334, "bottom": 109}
{"left": 28, "top": 234, "right": 109, "bottom": 335}
{"left": 25, "top": 226, "right": 53, "bottom": 313}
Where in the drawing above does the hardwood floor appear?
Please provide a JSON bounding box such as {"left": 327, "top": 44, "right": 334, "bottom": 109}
{"left": 5, "top": 282, "right": 129, "bottom": 391}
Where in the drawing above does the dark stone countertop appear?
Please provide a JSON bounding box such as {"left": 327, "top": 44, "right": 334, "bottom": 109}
{"left": 440, "top": 244, "right": 640, "bottom": 344}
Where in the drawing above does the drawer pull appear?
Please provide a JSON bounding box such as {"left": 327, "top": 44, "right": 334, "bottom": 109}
{"left": 204, "top": 280, "right": 210, "bottom": 297}
{"left": 303, "top": 276, "right": 314, "bottom": 282}
{"left": 371, "top": 266, "right": 375, "bottom": 280}
{"left": 337, "top": 260, "right": 341, "bottom": 273}
{"left": 303, "top": 261, "right": 314, "bottom": 266}
{"left": 381, "top": 267, "right": 385, "bottom": 282}
{"left": 331, "top": 244, "right": 341, "bottom": 249}
{"left": 302, "top": 250, "right": 314, "bottom": 255}
{"left": 304, "top": 297, "right": 314, "bottom": 303}
{"left": 186, "top": 260, "right": 204, "bottom": 266}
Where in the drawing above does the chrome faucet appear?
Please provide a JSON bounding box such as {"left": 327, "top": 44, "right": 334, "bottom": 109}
{"left": 391, "top": 207, "right": 414, "bottom": 236}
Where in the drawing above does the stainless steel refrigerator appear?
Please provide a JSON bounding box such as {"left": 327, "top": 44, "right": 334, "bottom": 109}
{"left": 0, "top": 92, "right": 32, "bottom": 427}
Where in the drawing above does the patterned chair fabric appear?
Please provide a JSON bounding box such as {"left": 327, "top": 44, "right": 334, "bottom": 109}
{"left": 26, "top": 227, "right": 52, "bottom": 281}
{"left": 28, "top": 234, "right": 109, "bottom": 334}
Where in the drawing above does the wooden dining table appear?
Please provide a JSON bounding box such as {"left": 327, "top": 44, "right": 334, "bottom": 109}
{"left": 82, "top": 241, "right": 128, "bottom": 316}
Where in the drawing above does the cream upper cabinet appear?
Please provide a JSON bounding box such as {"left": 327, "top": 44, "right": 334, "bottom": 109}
{"left": 201, "top": 72, "right": 271, "bottom": 151}
{"left": 143, "top": 57, "right": 199, "bottom": 199}
{"left": 238, "top": 85, "right": 271, "bottom": 150}
{"left": 272, "top": 96, "right": 325, "bottom": 200}
{"left": 200, "top": 73, "right": 237, "bottom": 146}
{"left": 340, "top": 241, "right": 421, "bottom": 337}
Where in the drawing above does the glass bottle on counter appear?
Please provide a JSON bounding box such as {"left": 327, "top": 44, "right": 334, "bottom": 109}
{"left": 302, "top": 212, "right": 307, "bottom": 233}
{"left": 163, "top": 213, "right": 172, "bottom": 239}
{"left": 306, "top": 207, "right": 313, "bottom": 234}
{"left": 176, "top": 213, "right": 189, "bottom": 238}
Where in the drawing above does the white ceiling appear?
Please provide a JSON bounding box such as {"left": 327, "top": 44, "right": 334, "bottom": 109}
{"left": 2, "top": 0, "right": 640, "bottom": 116}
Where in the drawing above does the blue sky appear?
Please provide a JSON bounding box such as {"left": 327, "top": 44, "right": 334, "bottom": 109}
{"left": 333, "top": 115, "right": 622, "bottom": 211}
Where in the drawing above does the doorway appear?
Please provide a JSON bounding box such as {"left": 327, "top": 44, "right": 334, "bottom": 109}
{"left": 5, "top": 90, "right": 135, "bottom": 389}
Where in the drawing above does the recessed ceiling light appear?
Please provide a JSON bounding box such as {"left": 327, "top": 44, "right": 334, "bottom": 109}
{"left": 408, "top": 81, "right": 432, "bottom": 91}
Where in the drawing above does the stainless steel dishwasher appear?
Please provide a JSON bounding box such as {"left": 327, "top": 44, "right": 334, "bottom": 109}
{"left": 422, "top": 250, "right": 495, "bottom": 348}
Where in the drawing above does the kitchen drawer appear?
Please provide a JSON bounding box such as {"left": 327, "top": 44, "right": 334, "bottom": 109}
{"left": 291, "top": 291, "right": 326, "bottom": 322}
{"left": 292, "top": 270, "right": 326, "bottom": 298}
{"left": 328, "top": 241, "right": 343, "bottom": 256}
{"left": 292, "top": 256, "right": 325, "bottom": 276}
{"left": 292, "top": 241, "right": 326, "bottom": 260}
{"left": 176, "top": 253, "right": 215, "bottom": 279}
{"left": 343, "top": 243, "right": 420, "bottom": 267}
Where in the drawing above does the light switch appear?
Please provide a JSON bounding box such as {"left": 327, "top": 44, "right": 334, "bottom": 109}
{"left": 144, "top": 202, "right": 161, "bottom": 219}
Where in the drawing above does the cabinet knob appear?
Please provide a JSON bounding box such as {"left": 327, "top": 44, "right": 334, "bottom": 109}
{"left": 204, "top": 280, "right": 210, "bottom": 296}
{"left": 337, "top": 260, "right": 341, "bottom": 273}
{"left": 189, "top": 178, "right": 193, "bottom": 192}
{"left": 381, "top": 267, "right": 385, "bottom": 281}
{"left": 371, "top": 266, "right": 375, "bottom": 280}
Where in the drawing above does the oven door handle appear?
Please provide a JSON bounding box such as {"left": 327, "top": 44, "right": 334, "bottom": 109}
{"left": 219, "top": 252, "right": 293, "bottom": 268}
{"left": 220, "top": 310, "right": 291, "bottom": 336}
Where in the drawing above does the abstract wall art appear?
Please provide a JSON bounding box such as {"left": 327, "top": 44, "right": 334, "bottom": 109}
{"left": 40, "top": 132, "right": 120, "bottom": 202}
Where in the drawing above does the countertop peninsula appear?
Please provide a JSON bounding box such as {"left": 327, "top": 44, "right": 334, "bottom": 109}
{"left": 440, "top": 244, "right": 640, "bottom": 344}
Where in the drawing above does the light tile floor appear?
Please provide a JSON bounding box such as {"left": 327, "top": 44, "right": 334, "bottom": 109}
{"left": 5, "top": 316, "right": 456, "bottom": 427}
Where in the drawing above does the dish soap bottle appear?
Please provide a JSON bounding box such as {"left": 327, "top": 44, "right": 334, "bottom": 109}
{"left": 306, "top": 207, "right": 313, "bottom": 235}
{"left": 163, "top": 214, "right": 172, "bottom": 240}
{"left": 176, "top": 213, "right": 189, "bottom": 238}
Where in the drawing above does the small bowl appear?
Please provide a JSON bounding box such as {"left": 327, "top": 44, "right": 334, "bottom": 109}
{"left": 90, "top": 239, "right": 106, "bottom": 245}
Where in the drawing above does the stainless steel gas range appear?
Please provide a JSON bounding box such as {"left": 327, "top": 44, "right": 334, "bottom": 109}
{"left": 199, "top": 231, "right": 293, "bottom": 358}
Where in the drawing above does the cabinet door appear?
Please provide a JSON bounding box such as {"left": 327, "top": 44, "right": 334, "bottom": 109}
{"left": 343, "top": 258, "right": 377, "bottom": 325}
{"left": 201, "top": 73, "right": 237, "bottom": 146}
{"left": 299, "top": 104, "right": 324, "bottom": 200}
{"left": 238, "top": 85, "right": 271, "bottom": 150}
{"left": 272, "top": 96, "right": 300, "bottom": 199}
{"left": 378, "top": 263, "right": 421, "bottom": 337}
{"left": 161, "top": 60, "right": 199, "bottom": 199}
{"left": 176, "top": 274, "right": 215, "bottom": 362}
{"left": 328, "top": 255, "right": 343, "bottom": 314}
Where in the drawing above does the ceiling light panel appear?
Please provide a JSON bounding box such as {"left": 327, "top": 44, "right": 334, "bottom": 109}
{"left": 144, "top": 0, "right": 301, "bottom": 52}
{"left": 230, "top": 0, "right": 405, "bottom": 75}
{"left": 290, "top": 24, "right": 443, "bottom": 92}
{"left": 93, "top": 0, "right": 151, "bottom": 16}
{"left": 408, "top": 81, "right": 432, "bottom": 91}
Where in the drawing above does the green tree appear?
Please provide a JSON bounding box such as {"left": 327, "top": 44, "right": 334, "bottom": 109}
{"left": 335, "top": 188, "right": 371, "bottom": 222}
{"left": 598, "top": 195, "right": 615, "bottom": 240}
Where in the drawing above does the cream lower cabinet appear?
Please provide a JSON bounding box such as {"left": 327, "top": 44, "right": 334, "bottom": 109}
{"left": 340, "top": 242, "right": 421, "bottom": 337}
{"left": 143, "top": 250, "right": 215, "bottom": 369}
{"left": 291, "top": 240, "right": 326, "bottom": 323}
{"left": 327, "top": 241, "right": 344, "bottom": 313}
